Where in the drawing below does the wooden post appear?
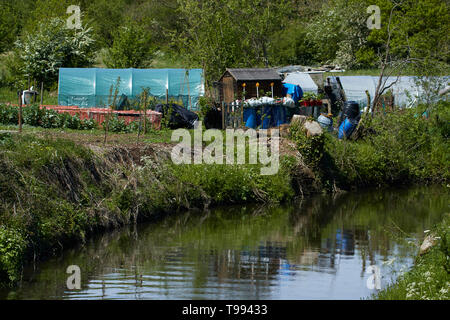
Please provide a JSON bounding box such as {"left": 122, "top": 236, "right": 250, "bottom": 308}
{"left": 240, "top": 102, "right": 244, "bottom": 128}
{"left": 143, "top": 91, "right": 147, "bottom": 134}
{"left": 165, "top": 88, "right": 169, "bottom": 104}
{"left": 221, "top": 101, "right": 225, "bottom": 130}
{"left": 365, "top": 90, "right": 371, "bottom": 113}
{"left": 40, "top": 81, "right": 44, "bottom": 106}
{"left": 18, "top": 91, "right": 22, "bottom": 133}
{"left": 227, "top": 103, "right": 230, "bottom": 128}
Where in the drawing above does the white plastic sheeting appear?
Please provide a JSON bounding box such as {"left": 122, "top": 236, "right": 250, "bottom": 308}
{"left": 282, "top": 72, "right": 318, "bottom": 93}
{"left": 330, "top": 76, "right": 437, "bottom": 108}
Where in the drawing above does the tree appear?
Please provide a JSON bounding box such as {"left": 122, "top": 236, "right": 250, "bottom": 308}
{"left": 0, "top": 0, "right": 30, "bottom": 53}
{"left": 306, "top": 0, "right": 373, "bottom": 68}
{"left": 369, "top": 0, "right": 449, "bottom": 112}
{"left": 84, "top": 0, "right": 126, "bottom": 48}
{"left": 15, "top": 17, "right": 95, "bottom": 87}
{"left": 175, "top": 0, "right": 289, "bottom": 85}
{"left": 104, "top": 21, "right": 156, "bottom": 68}
{"left": 268, "top": 23, "right": 318, "bottom": 67}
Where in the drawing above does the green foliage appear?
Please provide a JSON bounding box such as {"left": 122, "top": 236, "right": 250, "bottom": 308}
{"left": 175, "top": 0, "right": 290, "bottom": 83}
{"left": 105, "top": 20, "right": 156, "bottom": 68}
{"left": 15, "top": 17, "right": 95, "bottom": 86}
{"left": 0, "top": 226, "right": 27, "bottom": 283}
{"left": 307, "top": 0, "right": 372, "bottom": 68}
{"left": 102, "top": 115, "right": 131, "bottom": 133}
{"left": 375, "top": 214, "right": 450, "bottom": 300}
{"left": 269, "top": 23, "right": 318, "bottom": 66}
{"left": 197, "top": 96, "right": 214, "bottom": 120}
{"left": 0, "top": 1, "right": 30, "bottom": 54}
{"left": 324, "top": 103, "right": 450, "bottom": 187}
{"left": 290, "top": 121, "right": 325, "bottom": 168}
{"left": 0, "top": 104, "right": 97, "bottom": 130}
{"left": 0, "top": 104, "right": 18, "bottom": 124}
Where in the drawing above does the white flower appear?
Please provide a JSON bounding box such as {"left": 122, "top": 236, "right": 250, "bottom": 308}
{"left": 424, "top": 230, "right": 430, "bottom": 233}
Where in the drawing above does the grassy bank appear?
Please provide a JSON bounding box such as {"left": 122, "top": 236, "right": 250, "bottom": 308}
{"left": 374, "top": 213, "right": 450, "bottom": 300}
{"left": 0, "top": 132, "right": 302, "bottom": 285}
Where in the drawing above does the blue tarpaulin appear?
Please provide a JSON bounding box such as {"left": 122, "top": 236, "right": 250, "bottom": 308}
{"left": 58, "top": 68, "right": 204, "bottom": 110}
{"left": 282, "top": 83, "right": 303, "bottom": 103}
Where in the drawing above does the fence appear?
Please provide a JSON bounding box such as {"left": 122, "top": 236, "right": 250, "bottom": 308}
{"left": 221, "top": 101, "right": 244, "bottom": 129}
{"left": 220, "top": 101, "right": 295, "bottom": 130}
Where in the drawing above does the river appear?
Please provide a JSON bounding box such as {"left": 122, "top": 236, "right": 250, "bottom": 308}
{"left": 1, "top": 185, "right": 448, "bottom": 300}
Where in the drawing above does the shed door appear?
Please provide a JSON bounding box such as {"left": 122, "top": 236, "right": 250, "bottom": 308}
{"left": 223, "top": 76, "right": 235, "bottom": 103}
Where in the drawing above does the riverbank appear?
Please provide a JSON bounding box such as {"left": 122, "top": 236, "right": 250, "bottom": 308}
{"left": 0, "top": 131, "right": 308, "bottom": 285}
{"left": 374, "top": 213, "right": 450, "bottom": 300}
{"left": 0, "top": 102, "right": 448, "bottom": 287}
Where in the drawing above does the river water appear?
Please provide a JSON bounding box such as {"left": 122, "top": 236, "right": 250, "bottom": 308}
{"left": 1, "top": 185, "right": 448, "bottom": 300}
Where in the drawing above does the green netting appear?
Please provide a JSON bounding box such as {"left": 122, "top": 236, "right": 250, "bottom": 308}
{"left": 58, "top": 68, "right": 204, "bottom": 110}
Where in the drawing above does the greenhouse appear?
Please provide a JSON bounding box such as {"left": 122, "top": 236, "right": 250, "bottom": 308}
{"left": 58, "top": 68, "right": 205, "bottom": 110}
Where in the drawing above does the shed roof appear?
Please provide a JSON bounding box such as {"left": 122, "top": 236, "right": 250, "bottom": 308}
{"left": 221, "top": 68, "right": 282, "bottom": 81}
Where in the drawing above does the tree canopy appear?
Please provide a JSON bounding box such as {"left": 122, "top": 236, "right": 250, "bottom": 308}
{"left": 0, "top": 0, "right": 448, "bottom": 89}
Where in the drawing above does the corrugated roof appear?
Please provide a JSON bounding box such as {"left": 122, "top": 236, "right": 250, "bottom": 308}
{"left": 223, "top": 68, "right": 282, "bottom": 81}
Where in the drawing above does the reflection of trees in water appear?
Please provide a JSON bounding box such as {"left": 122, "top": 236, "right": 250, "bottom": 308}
{"left": 4, "top": 186, "right": 447, "bottom": 299}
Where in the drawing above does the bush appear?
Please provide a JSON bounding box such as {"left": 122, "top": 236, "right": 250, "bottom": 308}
{"left": 103, "top": 115, "right": 129, "bottom": 133}
{"left": 0, "top": 104, "right": 18, "bottom": 124}
{"left": 324, "top": 103, "right": 450, "bottom": 187}
{"left": 0, "top": 226, "right": 27, "bottom": 283}
{"left": 290, "top": 120, "right": 325, "bottom": 168}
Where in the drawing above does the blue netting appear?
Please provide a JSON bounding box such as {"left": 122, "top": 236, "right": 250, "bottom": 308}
{"left": 58, "top": 68, "right": 204, "bottom": 110}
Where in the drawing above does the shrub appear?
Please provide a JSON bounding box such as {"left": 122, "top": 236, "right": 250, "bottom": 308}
{"left": 0, "top": 104, "right": 97, "bottom": 131}
{"left": 0, "top": 104, "right": 18, "bottom": 124}
{"left": 324, "top": 103, "right": 450, "bottom": 187}
{"left": 290, "top": 120, "right": 325, "bottom": 168}
{"left": 0, "top": 226, "right": 27, "bottom": 283}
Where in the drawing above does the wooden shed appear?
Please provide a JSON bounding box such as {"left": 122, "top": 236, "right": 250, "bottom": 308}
{"left": 217, "top": 68, "right": 283, "bottom": 103}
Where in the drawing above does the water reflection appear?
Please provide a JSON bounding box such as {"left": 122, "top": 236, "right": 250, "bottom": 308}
{"left": 1, "top": 185, "right": 448, "bottom": 300}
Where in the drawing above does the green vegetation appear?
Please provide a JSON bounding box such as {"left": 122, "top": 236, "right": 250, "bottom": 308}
{"left": 0, "top": 104, "right": 96, "bottom": 130}
{"left": 1, "top": 0, "right": 448, "bottom": 97}
{"left": 104, "top": 20, "right": 156, "bottom": 68}
{"left": 0, "top": 132, "right": 297, "bottom": 285}
{"left": 289, "top": 101, "right": 450, "bottom": 191}
{"left": 374, "top": 213, "right": 450, "bottom": 300}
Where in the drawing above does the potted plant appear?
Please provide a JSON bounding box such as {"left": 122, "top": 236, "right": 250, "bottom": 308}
{"left": 300, "top": 92, "right": 315, "bottom": 106}
{"left": 315, "top": 93, "right": 325, "bottom": 106}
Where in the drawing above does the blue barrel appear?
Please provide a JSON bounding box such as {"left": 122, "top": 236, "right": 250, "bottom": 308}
{"left": 244, "top": 108, "right": 257, "bottom": 129}
{"left": 338, "top": 118, "right": 357, "bottom": 139}
{"left": 275, "top": 106, "right": 287, "bottom": 126}
{"left": 261, "top": 105, "right": 273, "bottom": 129}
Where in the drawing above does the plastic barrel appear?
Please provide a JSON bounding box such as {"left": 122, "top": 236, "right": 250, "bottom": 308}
{"left": 318, "top": 114, "right": 333, "bottom": 132}
{"left": 276, "top": 106, "right": 287, "bottom": 126}
{"left": 338, "top": 118, "right": 357, "bottom": 139}
{"left": 343, "top": 101, "right": 360, "bottom": 119}
{"left": 244, "top": 108, "right": 257, "bottom": 129}
{"left": 261, "top": 105, "right": 273, "bottom": 129}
